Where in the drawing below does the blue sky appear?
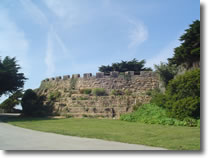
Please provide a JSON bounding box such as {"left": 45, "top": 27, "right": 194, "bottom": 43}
{"left": 0, "top": 0, "right": 200, "bottom": 102}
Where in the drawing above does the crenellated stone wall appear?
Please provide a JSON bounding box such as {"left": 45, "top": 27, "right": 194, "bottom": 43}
{"left": 37, "top": 71, "right": 159, "bottom": 118}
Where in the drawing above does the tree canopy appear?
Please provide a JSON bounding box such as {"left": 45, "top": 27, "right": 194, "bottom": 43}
{"left": 0, "top": 91, "right": 23, "bottom": 112}
{"left": 0, "top": 56, "right": 27, "bottom": 97}
{"left": 99, "top": 58, "right": 152, "bottom": 74}
{"left": 168, "top": 20, "right": 200, "bottom": 68}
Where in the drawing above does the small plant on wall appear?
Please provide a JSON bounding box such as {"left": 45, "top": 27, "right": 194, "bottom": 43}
{"left": 92, "top": 88, "right": 107, "bottom": 96}
{"left": 79, "top": 88, "right": 92, "bottom": 94}
{"left": 70, "top": 77, "right": 78, "bottom": 90}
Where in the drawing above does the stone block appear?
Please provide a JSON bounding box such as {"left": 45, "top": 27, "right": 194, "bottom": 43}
{"left": 96, "top": 72, "right": 104, "bottom": 78}
{"left": 72, "top": 74, "right": 80, "bottom": 78}
{"left": 125, "top": 71, "right": 134, "bottom": 76}
{"left": 63, "top": 75, "right": 70, "bottom": 80}
{"left": 110, "top": 71, "right": 119, "bottom": 77}
{"left": 55, "top": 76, "right": 62, "bottom": 81}
{"left": 49, "top": 78, "right": 53, "bottom": 81}
{"left": 83, "top": 73, "right": 92, "bottom": 79}
{"left": 140, "top": 71, "right": 156, "bottom": 77}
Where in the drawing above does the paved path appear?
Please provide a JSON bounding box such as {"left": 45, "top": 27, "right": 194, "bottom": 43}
{"left": 0, "top": 114, "right": 166, "bottom": 150}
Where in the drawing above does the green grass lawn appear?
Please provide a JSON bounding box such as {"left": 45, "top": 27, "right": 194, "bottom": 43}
{"left": 5, "top": 117, "right": 200, "bottom": 150}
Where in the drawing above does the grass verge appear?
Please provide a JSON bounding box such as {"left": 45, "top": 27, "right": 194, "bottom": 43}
{"left": 5, "top": 117, "right": 200, "bottom": 150}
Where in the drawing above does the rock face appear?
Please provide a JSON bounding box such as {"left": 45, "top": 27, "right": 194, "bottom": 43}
{"left": 37, "top": 71, "right": 159, "bottom": 118}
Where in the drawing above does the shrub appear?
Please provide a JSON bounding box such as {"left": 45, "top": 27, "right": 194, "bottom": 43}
{"left": 148, "top": 88, "right": 167, "bottom": 108}
{"left": 92, "top": 88, "right": 107, "bottom": 96}
{"left": 21, "top": 89, "right": 43, "bottom": 116}
{"left": 132, "top": 102, "right": 142, "bottom": 111}
{"left": 111, "top": 89, "right": 123, "bottom": 96}
{"left": 165, "top": 68, "right": 200, "bottom": 120}
{"left": 80, "top": 88, "right": 92, "bottom": 94}
{"left": 120, "top": 104, "right": 167, "bottom": 123}
{"left": 150, "top": 69, "right": 200, "bottom": 120}
{"left": 120, "top": 103, "right": 199, "bottom": 127}
{"left": 166, "top": 96, "right": 200, "bottom": 120}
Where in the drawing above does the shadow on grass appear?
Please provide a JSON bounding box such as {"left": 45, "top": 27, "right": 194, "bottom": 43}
{"left": 2, "top": 115, "right": 61, "bottom": 123}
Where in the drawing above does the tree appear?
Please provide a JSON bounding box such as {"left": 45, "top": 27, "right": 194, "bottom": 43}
{"left": 154, "top": 62, "right": 178, "bottom": 87}
{"left": 21, "top": 89, "right": 51, "bottom": 116}
{"left": 0, "top": 91, "right": 23, "bottom": 112}
{"left": 0, "top": 56, "right": 27, "bottom": 96}
{"left": 99, "top": 58, "right": 152, "bottom": 74}
{"left": 21, "top": 89, "right": 41, "bottom": 116}
{"left": 168, "top": 20, "right": 200, "bottom": 68}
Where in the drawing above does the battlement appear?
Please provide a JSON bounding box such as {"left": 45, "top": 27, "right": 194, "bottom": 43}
{"left": 38, "top": 70, "right": 159, "bottom": 118}
{"left": 42, "top": 71, "right": 157, "bottom": 82}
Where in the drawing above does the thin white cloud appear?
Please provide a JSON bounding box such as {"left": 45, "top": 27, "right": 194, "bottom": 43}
{"left": 146, "top": 40, "right": 180, "bottom": 69}
{"left": 45, "top": 26, "right": 70, "bottom": 76}
{"left": 53, "top": 31, "right": 68, "bottom": 56}
{"left": 19, "top": 0, "right": 70, "bottom": 76}
{"left": 20, "top": 0, "right": 48, "bottom": 26}
{"left": 0, "top": 9, "right": 29, "bottom": 75}
{"left": 128, "top": 20, "right": 148, "bottom": 48}
{"left": 43, "top": 0, "right": 88, "bottom": 28}
{"left": 45, "top": 27, "right": 55, "bottom": 76}
{"left": 44, "top": 0, "right": 69, "bottom": 18}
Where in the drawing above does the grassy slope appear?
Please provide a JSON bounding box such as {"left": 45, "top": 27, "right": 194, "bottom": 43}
{"left": 6, "top": 117, "right": 200, "bottom": 150}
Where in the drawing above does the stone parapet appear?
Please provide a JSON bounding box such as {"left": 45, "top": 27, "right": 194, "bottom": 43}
{"left": 83, "top": 73, "right": 92, "bottom": 79}
{"left": 72, "top": 74, "right": 80, "bottom": 78}
{"left": 42, "top": 71, "right": 158, "bottom": 82}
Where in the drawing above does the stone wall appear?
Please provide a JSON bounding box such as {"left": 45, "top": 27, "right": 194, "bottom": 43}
{"left": 37, "top": 71, "right": 159, "bottom": 118}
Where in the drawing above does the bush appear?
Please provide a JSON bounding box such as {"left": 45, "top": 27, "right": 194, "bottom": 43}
{"left": 79, "top": 88, "right": 92, "bottom": 94}
{"left": 132, "top": 102, "right": 142, "bottom": 111}
{"left": 165, "top": 68, "right": 200, "bottom": 120}
{"left": 150, "top": 69, "right": 200, "bottom": 120}
{"left": 92, "top": 88, "right": 107, "bottom": 96}
{"left": 148, "top": 88, "right": 166, "bottom": 108}
{"left": 166, "top": 96, "right": 200, "bottom": 120}
{"left": 21, "top": 89, "right": 43, "bottom": 116}
{"left": 111, "top": 89, "right": 123, "bottom": 96}
{"left": 120, "top": 104, "right": 167, "bottom": 123}
{"left": 120, "top": 103, "right": 199, "bottom": 127}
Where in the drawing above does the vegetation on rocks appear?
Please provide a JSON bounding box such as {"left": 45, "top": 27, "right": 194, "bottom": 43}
{"left": 92, "top": 88, "right": 107, "bottom": 96}
{"left": 120, "top": 103, "right": 200, "bottom": 127}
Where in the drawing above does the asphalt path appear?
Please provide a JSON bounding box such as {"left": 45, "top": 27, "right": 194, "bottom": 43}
{"left": 0, "top": 113, "right": 166, "bottom": 150}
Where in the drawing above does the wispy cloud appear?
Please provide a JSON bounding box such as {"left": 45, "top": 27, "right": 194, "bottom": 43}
{"left": 0, "top": 8, "right": 29, "bottom": 75}
{"left": 20, "top": 0, "right": 48, "bottom": 26}
{"left": 43, "top": 0, "right": 89, "bottom": 28}
{"left": 45, "top": 27, "right": 55, "bottom": 76}
{"left": 45, "top": 26, "right": 71, "bottom": 76}
{"left": 44, "top": 0, "right": 70, "bottom": 18}
{"left": 128, "top": 20, "right": 148, "bottom": 48}
{"left": 19, "top": 0, "right": 70, "bottom": 76}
